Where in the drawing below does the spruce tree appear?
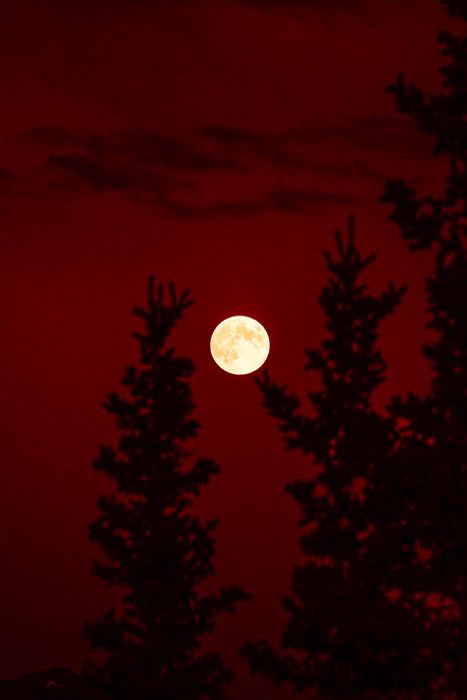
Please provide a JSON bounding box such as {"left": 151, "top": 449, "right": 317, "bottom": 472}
{"left": 242, "top": 218, "right": 423, "bottom": 699}
{"left": 243, "top": 1, "right": 466, "bottom": 697}
{"left": 84, "top": 277, "right": 248, "bottom": 700}
{"left": 380, "top": 0, "right": 467, "bottom": 694}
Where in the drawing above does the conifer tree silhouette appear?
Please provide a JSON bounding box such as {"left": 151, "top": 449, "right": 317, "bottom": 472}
{"left": 380, "top": 0, "right": 467, "bottom": 694}
{"left": 84, "top": 278, "right": 248, "bottom": 700}
{"left": 241, "top": 218, "right": 425, "bottom": 699}
{"left": 243, "top": 1, "right": 466, "bottom": 697}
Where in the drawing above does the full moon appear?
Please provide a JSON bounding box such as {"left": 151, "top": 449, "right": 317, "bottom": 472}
{"left": 210, "top": 315, "right": 270, "bottom": 375}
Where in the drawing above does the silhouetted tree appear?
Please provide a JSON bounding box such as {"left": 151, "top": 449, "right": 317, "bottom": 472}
{"left": 243, "top": 2, "right": 466, "bottom": 698}
{"left": 380, "top": 0, "right": 467, "bottom": 694}
{"left": 84, "top": 278, "right": 248, "bottom": 700}
{"left": 241, "top": 218, "right": 434, "bottom": 699}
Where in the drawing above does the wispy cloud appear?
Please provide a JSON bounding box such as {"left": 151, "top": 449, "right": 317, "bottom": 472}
{"left": 24, "top": 126, "right": 240, "bottom": 174}
{"left": 201, "top": 116, "right": 429, "bottom": 186}
{"left": 229, "top": 0, "right": 421, "bottom": 19}
{"left": 11, "top": 114, "right": 426, "bottom": 217}
{"left": 233, "top": 0, "right": 358, "bottom": 9}
{"left": 18, "top": 125, "right": 245, "bottom": 210}
{"left": 201, "top": 125, "right": 302, "bottom": 168}
{"left": 203, "top": 116, "right": 429, "bottom": 167}
{"left": 0, "top": 167, "right": 14, "bottom": 200}
{"left": 46, "top": 153, "right": 178, "bottom": 197}
{"left": 267, "top": 185, "right": 358, "bottom": 211}
{"left": 230, "top": 0, "right": 363, "bottom": 17}
{"left": 304, "top": 115, "right": 431, "bottom": 155}
{"left": 161, "top": 186, "right": 359, "bottom": 219}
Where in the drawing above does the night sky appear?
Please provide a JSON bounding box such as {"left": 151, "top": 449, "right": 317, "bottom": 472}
{"left": 0, "top": 1, "right": 459, "bottom": 697}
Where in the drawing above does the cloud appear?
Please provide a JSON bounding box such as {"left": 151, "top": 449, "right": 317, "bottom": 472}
{"left": 233, "top": 0, "right": 356, "bottom": 9}
{"left": 162, "top": 197, "right": 264, "bottom": 218}
{"left": 202, "top": 125, "right": 302, "bottom": 168}
{"left": 19, "top": 125, "right": 245, "bottom": 207}
{"left": 267, "top": 185, "right": 358, "bottom": 211}
{"left": 203, "top": 115, "right": 430, "bottom": 176}
{"left": 96, "top": 0, "right": 356, "bottom": 7}
{"left": 205, "top": 116, "right": 430, "bottom": 157}
{"left": 0, "top": 167, "right": 14, "bottom": 199}
{"left": 25, "top": 125, "right": 240, "bottom": 174}
{"left": 306, "top": 115, "right": 431, "bottom": 155}
{"left": 29, "top": 146, "right": 191, "bottom": 205}
{"left": 16, "top": 121, "right": 384, "bottom": 217}
{"left": 230, "top": 0, "right": 362, "bottom": 16}
{"left": 310, "top": 159, "right": 386, "bottom": 181}
{"left": 47, "top": 154, "right": 142, "bottom": 192}
{"left": 230, "top": 0, "right": 422, "bottom": 18}
{"left": 0, "top": 167, "right": 14, "bottom": 183}
{"left": 162, "top": 186, "right": 359, "bottom": 219}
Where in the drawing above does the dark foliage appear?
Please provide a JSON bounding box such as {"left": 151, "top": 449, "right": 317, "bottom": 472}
{"left": 241, "top": 218, "right": 426, "bottom": 699}
{"left": 242, "top": 0, "right": 467, "bottom": 697}
{"left": 84, "top": 278, "right": 249, "bottom": 700}
{"left": 380, "top": 0, "right": 467, "bottom": 694}
{"left": 0, "top": 668, "right": 104, "bottom": 700}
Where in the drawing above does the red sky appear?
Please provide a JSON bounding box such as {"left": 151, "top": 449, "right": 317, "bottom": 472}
{"left": 0, "top": 0, "right": 459, "bottom": 697}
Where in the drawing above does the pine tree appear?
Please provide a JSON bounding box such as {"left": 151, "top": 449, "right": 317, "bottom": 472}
{"left": 83, "top": 277, "right": 248, "bottom": 700}
{"left": 241, "top": 218, "right": 428, "bottom": 699}
{"left": 242, "top": 2, "right": 466, "bottom": 697}
{"left": 380, "top": 0, "right": 467, "bottom": 694}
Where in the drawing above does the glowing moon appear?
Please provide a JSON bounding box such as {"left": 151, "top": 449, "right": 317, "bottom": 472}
{"left": 210, "top": 315, "right": 270, "bottom": 375}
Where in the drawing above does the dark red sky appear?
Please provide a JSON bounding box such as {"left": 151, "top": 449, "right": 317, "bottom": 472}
{"left": 0, "top": 0, "right": 458, "bottom": 697}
